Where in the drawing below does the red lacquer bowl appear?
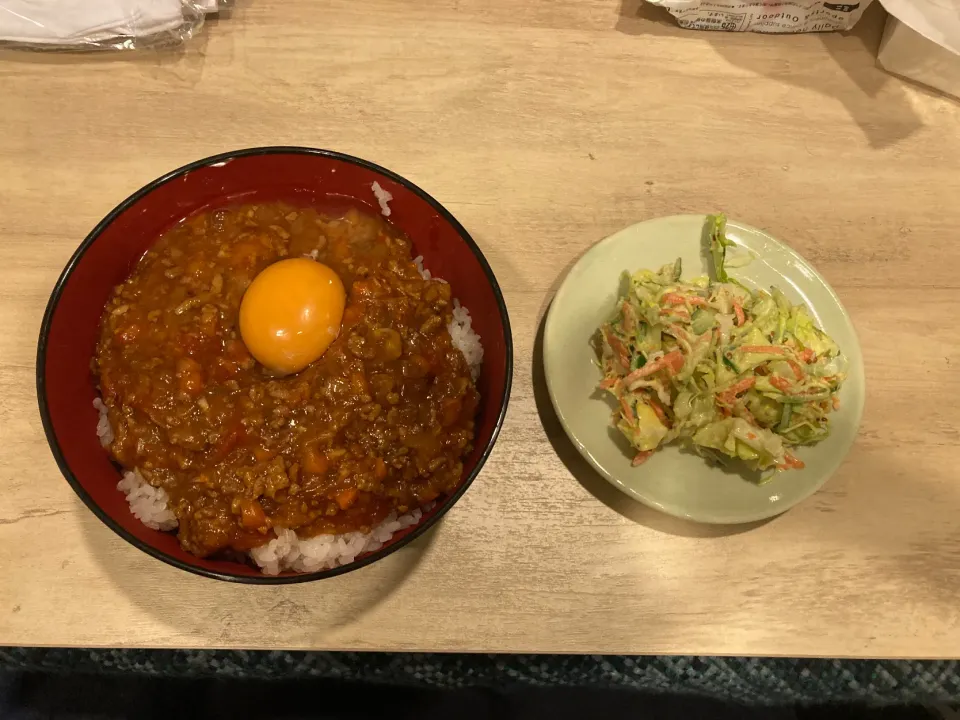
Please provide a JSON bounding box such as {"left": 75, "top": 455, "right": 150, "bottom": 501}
{"left": 37, "top": 147, "right": 513, "bottom": 584}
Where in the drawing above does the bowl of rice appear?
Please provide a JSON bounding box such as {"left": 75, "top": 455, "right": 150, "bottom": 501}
{"left": 37, "top": 147, "right": 513, "bottom": 583}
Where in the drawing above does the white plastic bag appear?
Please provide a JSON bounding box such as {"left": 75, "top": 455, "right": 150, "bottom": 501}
{"left": 879, "top": 0, "right": 960, "bottom": 55}
{"left": 645, "top": 0, "right": 876, "bottom": 32}
{"left": 0, "top": 0, "right": 218, "bottom": 50}
{"left": 876, "top": 0, "right": 960, "bottom": 100}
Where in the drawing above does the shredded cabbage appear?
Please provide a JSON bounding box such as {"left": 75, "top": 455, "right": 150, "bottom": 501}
{"left": 597, "top": 213, "right": 845, "bottom": 477}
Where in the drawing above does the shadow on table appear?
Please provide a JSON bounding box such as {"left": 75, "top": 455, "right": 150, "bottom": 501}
{"left": 79, "top": 506, "right": 438, "bottom": 640}
{"left": 615, "top": 0, "right": 924, "bottom": 149}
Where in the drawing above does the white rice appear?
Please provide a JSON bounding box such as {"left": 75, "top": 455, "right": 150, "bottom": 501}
{"left": 414, "top": 255, "right": 483, "bottom": 381}
{"left": 116, "top": 469, "right": 178, "bottom": 531}
{"left": 97, "top": 252, "right": 482, "bottom": 574}
{"left": 371, "top": 181, "right": 392, "bottom": 217}
{"left": 249, "top": 505, "right": 430, "bottom": 575}
{"left": 93, "top": 397, "right": 114, "bottom": 447}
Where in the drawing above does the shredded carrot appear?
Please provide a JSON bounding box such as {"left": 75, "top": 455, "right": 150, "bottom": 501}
{"left": 632, "top": 450, "right": 653, "bottom": 467}
{"left": 740, "top": 345, "right": 786, "bottom": 355}
{"left": 603, "top": 327, "right": 630, "bottom": 370}
{"left": 662, "top": 292, "right": 707, "bottom": 307}
{"left": 621, "top": 301, "right": 636, "bottom": 334}
{"left": 786, "top": 359, "right": 805, "bottom": 381}
{"left": 623, "top": 350, "right": 684, "bottom": 384}
{"left": 733, "top": 301, "right": 745, "bottom": 327}
{"left": 662, "top": 350, "right": 685, "bottom": 374}
{"left": 599, "top": 376, "right": 618, "bottom": 390}
{"left": 779, "top": 453, "right": 805, "bottom": 470}
{"left": 832, "top": 395, "right": 841, "bottom": 410}
{"left": 648, "top": 396, "right": 671, "bottom": 427}
{"left": 770, "top": 375, "right": 792, "bottom": 392}
{"left": 717, "top": 376, "right": 756, "bottom": 406}
{"left": 727, "top": 377, "right": 756, "bottom": 395}
{"left": 660, "top": 307, "right": 691, "bottom": 320}
{"left": 799, "top": 348, "right": 816, "bottom": 363}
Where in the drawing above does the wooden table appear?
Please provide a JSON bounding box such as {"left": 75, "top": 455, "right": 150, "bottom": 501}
{"left": 2, "top": 0, "right": 959, "bottom": 659}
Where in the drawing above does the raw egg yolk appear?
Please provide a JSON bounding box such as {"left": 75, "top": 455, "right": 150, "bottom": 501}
{"left": 239, "top": 258, "right": 346, "bottom": 375}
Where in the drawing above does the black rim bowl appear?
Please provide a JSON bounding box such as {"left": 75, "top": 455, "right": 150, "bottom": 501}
{"left": 36, "top": 146, "right": 514, "bottom": 584}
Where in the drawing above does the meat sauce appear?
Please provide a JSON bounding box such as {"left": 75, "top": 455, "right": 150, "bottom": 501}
{"left": 95, "top": 202, "right": 479, "bottom": 558}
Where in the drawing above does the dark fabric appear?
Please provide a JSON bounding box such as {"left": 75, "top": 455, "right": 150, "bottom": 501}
{"left": 1, "top": 650, "right": 958, "bottom": 705}
{"left": 0, "top": 673, "right": 816, "bottom": 719}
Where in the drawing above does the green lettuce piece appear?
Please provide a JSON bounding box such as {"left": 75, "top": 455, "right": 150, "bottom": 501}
{"left": 673, "top": 391, "right": 717, "bottom": 429}
{"left": 692, "top": 417, "right": 786, "bottom": 471}
{"left": 707, "top": 213, "right": 734, "bottom": 283}
{"left": 792, "top": 309, "right": 839, "bottom": 358}
{"left": 749, "top": 292, "right": 780, "bottom": 339}
{"left": 618, "top": 401, "right": 668, "bottom": 451}
{"left": 745, "top": 392, "right": 783, "bottom": 428}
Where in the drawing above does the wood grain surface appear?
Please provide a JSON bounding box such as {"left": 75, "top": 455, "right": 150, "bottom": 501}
{"left": 1, "top": 0, "right": 959, "bottom": 657}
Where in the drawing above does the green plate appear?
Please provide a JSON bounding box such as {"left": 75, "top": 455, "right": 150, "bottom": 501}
{"left": 543, "top": 215, "right": 865, "bottom": 524}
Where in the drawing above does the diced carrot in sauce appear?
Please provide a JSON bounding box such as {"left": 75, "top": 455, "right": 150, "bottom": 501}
{"left": 342, "top": 305, "right": 363, "bottom": 327}
{"left": 351, "top": 279, "right": 378, "bottom": 298}
{"left": 237, "top": 498, "right": 268, "bottom": 529}
{"left": 211, "top": 424, "right": 246, "bottom": 462}
{"left": 226, "top": 339, "right": 252, "bottom": 365}
{"left": 229, "top": 241, "right": 262, "bottom": 269}
{"left": 115, "top": 323, "right": 142, "bottom": 344}
{"left": 335, "top": 488, "right": 359, "bottom": 511}
{"left": 302, "top": 444, "right": 329, "bottom": 474}
{"left": 253, "top": 445, "right": 274, "bottom": 462}
{"left": 351, "top": 372, "right": 369, "bottom": 397}
{"left": 440, "top": 398, "right": 463, "bottom": 427}
{"left": 176, "top": 357, "right": 205, "bottom": 395}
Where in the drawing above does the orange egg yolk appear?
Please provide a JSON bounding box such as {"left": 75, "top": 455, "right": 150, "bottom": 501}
{"left": 239, "top": 258, "right": 346, "bottom": 375}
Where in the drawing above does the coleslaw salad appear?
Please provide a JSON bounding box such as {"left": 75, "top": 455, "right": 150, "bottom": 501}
{"left": 598, "top": 214, "right": 846, "bottom": 480}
